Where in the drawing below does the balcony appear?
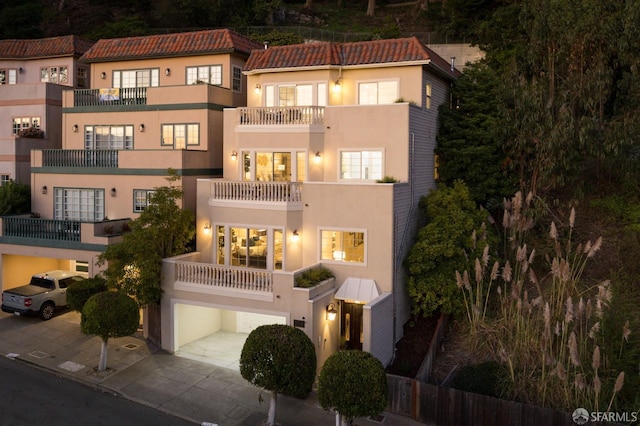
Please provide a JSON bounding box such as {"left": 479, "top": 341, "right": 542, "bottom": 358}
{"left": 237, "top": 106, "right": 324, "bottom": 126}
{"left": 42, "top": 149, "right": 118, "bottom": 167}
{"left": 209, "top": 181, "right": 303, "bottom": 208}
{"left": 72, "top": 87, "right": 147, "bottom": 107}
{"left": 0, "top": 216, "right": 129, "bottom": 247}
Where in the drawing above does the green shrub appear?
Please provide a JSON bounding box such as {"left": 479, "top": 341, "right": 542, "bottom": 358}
{"left": 67, "top": 277, "right": 107, "bottom": 313}
{"left": 295, "top": 267, "right": 334, "bottom": 288}
{"left": 376, "top": 176, "right": 399, "bottom": 183}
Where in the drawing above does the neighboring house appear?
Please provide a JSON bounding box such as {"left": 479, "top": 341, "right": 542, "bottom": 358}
{"left": 0, "top": 35, "right": 93, "bottom": 185}
{"left": 0, "top": 30, "right": 260, "bottom": 293}
{"left": 161, "top": 37, "right": 458, "bottom": 369}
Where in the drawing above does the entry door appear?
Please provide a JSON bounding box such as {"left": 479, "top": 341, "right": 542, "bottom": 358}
{"left": 341, "top": 302, "right": 363, "bottom": 350}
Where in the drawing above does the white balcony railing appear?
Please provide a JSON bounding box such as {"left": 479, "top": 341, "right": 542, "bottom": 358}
{"left": 210, "top": 181, "right": 302, "bottom": 203}
{"left": 175, "top": 261, "right": 272, "bottom": 293}
{"left": 237, "top": 106, "right": 324, "bottom": 126}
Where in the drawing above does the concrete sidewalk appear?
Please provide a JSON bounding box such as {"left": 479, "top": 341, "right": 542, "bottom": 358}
{"left": 0, "top": 310, "right": 423, "bottom": 426}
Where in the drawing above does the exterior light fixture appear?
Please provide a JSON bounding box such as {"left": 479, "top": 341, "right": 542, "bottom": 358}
{"left": 110, "top": 187, "right": 117, "bottom": 197}
{"left": 314, "top": 151, "right": 321, "bottom": 164}
{"left": 203, "top": 223, "right": 211, "bottom": 234}
{"left": 18, "top": 67, "right": 23, "bottom": 74}
{"left": 231, "top": 151, "right": 238, "bottom": 160}
{"left": 100, "top": 72, "right": 106, "bottom": 79}
{"left": 334, "top": 79, "right": 341, "bottom": 92}
{"left": 72, "top": 124, "right": 78, "bottom": 132}
{"left": 292, "top": 229, "right": 300, "bottom": 241}
{"left": 165, "top": 68, "right": 171, "bottom": 76}
{"left": 254, "top": 83, "right": 261, "bottom": 94}
{"left": 139, "top": 124, "right": 145, "bottom": 132}
{"left": 326, "top": 303, "right": 337, "bottom": 321}
{"left": 41, "top": 185, "right": 47, "bottom": 195}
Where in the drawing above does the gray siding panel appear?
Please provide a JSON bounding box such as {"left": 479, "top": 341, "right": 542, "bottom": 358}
{"left": 364, "top": 292, "right": 394, "bottom": 366}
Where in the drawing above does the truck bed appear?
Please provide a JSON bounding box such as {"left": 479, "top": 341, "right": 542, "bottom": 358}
{"left": 3, "top": 285, "right": 48, "bottom": 297}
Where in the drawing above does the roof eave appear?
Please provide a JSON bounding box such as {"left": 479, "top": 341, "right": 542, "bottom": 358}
{"left": 82, "top": 48, "right": 243, "bottom": 64}
{"left": 244, "top": 60, "right": 433, "bottom": 75}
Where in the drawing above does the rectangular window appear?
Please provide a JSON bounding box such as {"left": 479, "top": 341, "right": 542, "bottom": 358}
{"left": 77, "top": 67, "right": 88, "bottom": 88}
{"left": 358, "top": 81, "right": 398, "bottom": 105}
{"left": 54, "top": 188, "right": 105, "bottom": 222}
{"left": 320, "top": 230, "right": 365, "bottom": 264}
{"left": 0, "top": 69, "right": 17, "bottom": 85}
{"left": 186, "top": 65, "right": 222, "bottom": 85}
{"left": 231, "top": 227, "right": 268, "bottom": 269}
{"left": 0, "top": 174, "right": 10, "bottom": 185}
{"left": 84, "top": 125, "right": 133, "bottom": 149}
{"left": 40, "top": 66, "right": 68, "bottom": 84}
{"left": 232, "top": 66, "right": 242, "bottom": 92}
{"left": 133, "top": 189, "right": 155, "bottom": 213}
{"left": 340, "top": 150, "right": 383, "bottom": 181}
{"left": 161, "top": 124, "right": 199, "bottom": 148}
{"left": 12, "top": 117, "right": 40, "bottom": 134}
{"left": 113, "top": 69, "right": 159, "bottom": 88}
{"left": 425, "top": 83, "right": 432, "bottom": 109}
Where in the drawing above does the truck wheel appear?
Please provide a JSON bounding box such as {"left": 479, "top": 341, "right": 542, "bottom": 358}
{"left": 39, "top": 302, "right": 55, "bottom": 320}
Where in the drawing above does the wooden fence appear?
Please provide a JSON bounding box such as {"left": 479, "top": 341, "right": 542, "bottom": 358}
{"left": 387, "top": 376, "right": 622, "bottom": 426}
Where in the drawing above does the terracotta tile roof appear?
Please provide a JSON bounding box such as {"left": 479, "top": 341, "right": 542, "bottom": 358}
{"left": 244, "top": 37, "right": 459, "bottom": 78}
{"left": 81, "top": 29, "right": 262, "bottom": 63}
{"left": 0, "top": 35, "right": 94, "bottom": 59}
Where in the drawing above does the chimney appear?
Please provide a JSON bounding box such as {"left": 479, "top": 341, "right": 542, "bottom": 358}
{"left": 264, "top": 41, "right": 269, "bottom": 50}
{"left": 450, "top": 57, "right": 456, "bottom": 72}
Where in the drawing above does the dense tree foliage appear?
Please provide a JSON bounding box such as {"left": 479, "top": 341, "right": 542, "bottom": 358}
{"left": 0, "top": 180, "right": 30, "bottom": 215}
{"left": 0, "top": 1, "right": 44, "bottom": 39}
{"left": 436, "top": 61, "right": 516, "bottom": 208}
{"left": 318, "top": 350, "right": 387, "bottom": 425}
{"left": 240, "top": 324, "right": 316, "bottom": 426}
{"left": 405, "top": 181, "right": 494, "bottom": 318}
{"left": 81, "top": 291, "right": 139, "bottom": 372}
{"left": 98, "top": 171, "right": 195, "bottom": 307}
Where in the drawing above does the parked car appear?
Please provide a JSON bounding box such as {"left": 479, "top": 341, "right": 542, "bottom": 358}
{"left": 1, "top": 270, "right": 86, "bottom": 320}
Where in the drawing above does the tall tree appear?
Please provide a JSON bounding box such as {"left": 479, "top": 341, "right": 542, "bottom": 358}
{"left": 98, "top": 170, "right": 194, "bottom": 306}
{"left": 0, "top": 180, "right": 30, "bottom": 215}
{"left": 436, "top": 60, "right": 516, "bottom": 208}
{"left": 240, "top": 324, "right": 316, "bottom": 426}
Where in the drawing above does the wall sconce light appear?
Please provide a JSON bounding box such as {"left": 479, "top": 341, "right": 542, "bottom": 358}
{"left": 326, "top": 303, "right": 337, "bottom": 321}
{"left": 100, "top": 72, "right": 106, "bottom": 79}
{"left": 165, "top": 68, "right": 171, "bottom": 76}
{"left": 18, "top": 67, "right": 23, "bottom": 74}
{"left": 292, "top": 229, "right": 300, "bottom": 241}
{"left": 254, "top": 83, "right": 261, "bottom": 94}
{"left": 231, "top": 151, "right": 238, "bottom": 160}
{"left": 139, "top": 124, "right": 145, "bottom": 132}
{"left": 203, "top": 223, "right": 211, "bottom": 234}
{"left": 72, "top": 124, "right": 78, "bottom": 132}
{"left": 314, "top": 151, "right": 321, "bottom": 164}
{"left": 334, "top": 78, "right": 341, "bottom": 92}
{"left": 41, "top": 185, "right": 47, "bottom": 195}
{"left": 110, "top": 187, "right": 117, "bottom": 197}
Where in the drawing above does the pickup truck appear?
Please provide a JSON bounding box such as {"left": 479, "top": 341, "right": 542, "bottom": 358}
{"left": 1, "top": 270, "right": 86, "bottom": 320}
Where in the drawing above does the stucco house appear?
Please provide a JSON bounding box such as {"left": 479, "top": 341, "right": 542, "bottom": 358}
{"left": 0, "top": 35, "right": 93, "bottom": 185}
{"left": 161, "top": 37, "right": 458, "bottom": 369}
{"left": 0, "top": 30, "right": 260, "bottom": 294}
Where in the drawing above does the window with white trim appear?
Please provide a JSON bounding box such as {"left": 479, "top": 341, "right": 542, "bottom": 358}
{"left": 186, "top": 65, "right": 222, "bottom": 85}
{"left": 264, "top": 83, "right": 316, "bottom": 106}
{"left": 232, "top": 66, "right": 242, "bottom": 92}
{"left": 358, "top": 80, "right": 398, "bottom": 105}
{"left": 0, "top": 69, "right": 17, "bottom": 85}
{"left": 425, "top": 82, "right": 432, "bottom": 109}
{"left": 113, "top": 69, "right": 159, "bottom": 88}
{"left": 12, "top": 117, "right": 40, "bottom": 134}
{"left": 0, "top": 174, "right": 10, "bottom": 185}
{"left": 340, "top": 150, "right": 383, "bottom": 181}
{"left": 161, "top": 124, "right": 199, "bottom": 148}
{"left": 215, "top": 226, "right": 283, "bottom": 270}
{"left": 40, "top": 66, "right": 68, "bottom": 84}
{"left": 54, "top": 188, "right": 105, "bottom": 222}
{"left": 320, "top": 230, "right": 365, "bottom": 264}
{"left": 242, "top": 150, "right": 307, "bottom": 182}
{"left": 84, "top": 125, "right": 133, "bottom": 149}
{"left": 133, "top": 189, "right": 155, "bottom": 213}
